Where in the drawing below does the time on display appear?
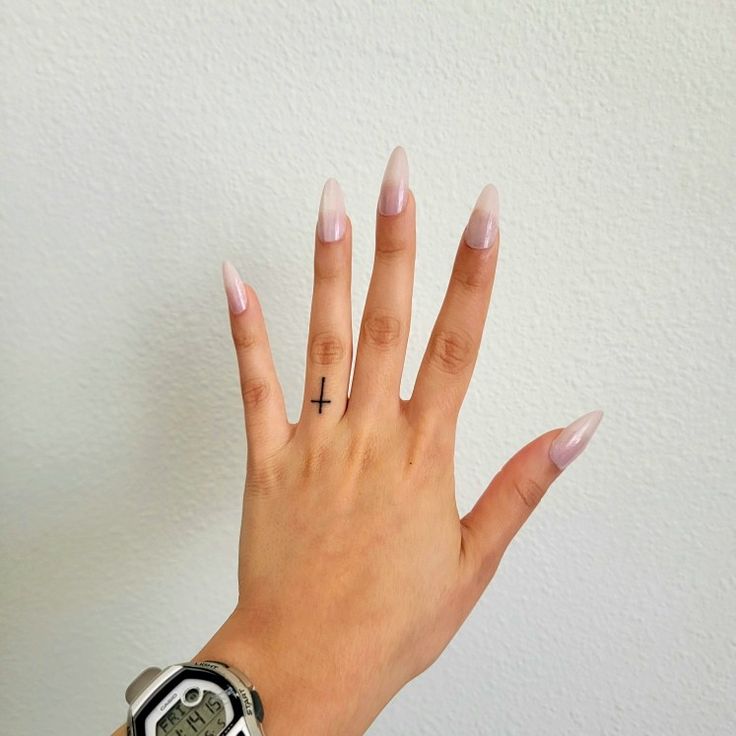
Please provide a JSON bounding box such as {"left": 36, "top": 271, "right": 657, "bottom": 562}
{"left": 156, "top": 689, "right": 226, "bottom": 736}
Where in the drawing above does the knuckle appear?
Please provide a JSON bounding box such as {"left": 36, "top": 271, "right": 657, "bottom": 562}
{"left": 300, "top": 440, "right": 330, "bottom": 478}
{"left": 361, "top": 310, "right": 402, "bottom": 350}
{"left": 245, "top": 457, "right": 286, "bottom": 498}
{"left": 406, "top": 421, "right": 451, "bottom": 467}
{"left": 450, "top": 262, "right": 487, "bottom": 293}
{"left": 240, "top": 376, "right": 271, "bottom": 410}
{"left": 346, "top": 429, "right": 380, "bottom": 474}
{"left": 427, "top": 328, "right": 475, "bottom": 374}
{"left": 509, "top": 476, "right": 546, "bottom": 510}
{"left": 314, "top": 258, "right": 342, "bottom": 283}
{"left": 309, "top": 331, "right": 345, "bottom": 365}
{"left": 376, "top": 232, "right": 409, "bottom": 262}
{"left": 233, "top": 330, "right": 259, "bottom": 352}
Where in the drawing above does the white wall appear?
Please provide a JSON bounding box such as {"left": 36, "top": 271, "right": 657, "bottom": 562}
{"left": 2, "top": 1, "right": 734, "bottom": 733}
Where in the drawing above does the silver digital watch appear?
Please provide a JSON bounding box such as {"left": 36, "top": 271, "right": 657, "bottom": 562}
{"left": 125, "top": 660, "right": 266, "bottom": 735}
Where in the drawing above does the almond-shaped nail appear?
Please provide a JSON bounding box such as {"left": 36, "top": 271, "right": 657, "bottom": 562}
{"left": 317, "top": 177, "right": 346, "bottom": 243}
{"left": 222, "top": 260, "right": 248, "bottom": 315}
{"left": 549, "top": 410, "right": 604, "bottom": 470}
{"left": 464, "top": 184, "right": 500, "bottom": 249}
{"left": 378, "top": 145, "right": 409, "bottom": 216}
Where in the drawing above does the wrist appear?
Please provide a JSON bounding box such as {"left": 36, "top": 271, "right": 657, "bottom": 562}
{"left": 194, "top": 607, "right": 389, "bottom": 736}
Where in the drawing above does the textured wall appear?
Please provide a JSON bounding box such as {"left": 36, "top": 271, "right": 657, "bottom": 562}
{"left": 2, "top": 1, "right": 734, "bottom": 733}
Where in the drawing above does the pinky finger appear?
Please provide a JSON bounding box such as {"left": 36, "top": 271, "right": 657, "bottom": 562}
{"left": 222, "top": 261, "right": 292, "bottom": 463}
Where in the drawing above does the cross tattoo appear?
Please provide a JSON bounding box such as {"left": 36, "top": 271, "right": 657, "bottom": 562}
{"left": 310, "top": 376, "right": 331, "bottom": 414}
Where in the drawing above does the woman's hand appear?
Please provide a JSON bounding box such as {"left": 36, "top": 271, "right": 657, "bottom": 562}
{"left": 195, "top": 147, "right": 602, "bottom": 735}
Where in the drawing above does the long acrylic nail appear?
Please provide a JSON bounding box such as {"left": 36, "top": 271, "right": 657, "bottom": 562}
{"left": 549, "top": 410, "right": 604, "bottom": 470}
{"left": 222, "top": 260, "right": 248, "bottom": 315}
{"left": 317, "top": 177, "right": 346, "bottom": 243}
{"left": 378, "top": 145, "right": 409, "bottom": 216}
{"left": 464, "top": 184, "right": 500, "bottom": 249}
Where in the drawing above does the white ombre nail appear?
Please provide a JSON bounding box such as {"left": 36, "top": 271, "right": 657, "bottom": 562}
{"left": 378, "top": 146, "right": 409, "bottom": 216}
{"left": 222, "top": 261, "right": 248, "bottom": 315}
{"left": 317, "top": 178, "right": 346, "bottom": 243}
{"left": 463, "top": 184, "right": 500, "bottom": 249}
{"left": 549, "top": 410, "right": 604, "bottom": 470}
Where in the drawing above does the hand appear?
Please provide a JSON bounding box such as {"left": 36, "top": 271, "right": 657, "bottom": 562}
{"left": 194, "top": 147, "right": 603, "bottom": 735}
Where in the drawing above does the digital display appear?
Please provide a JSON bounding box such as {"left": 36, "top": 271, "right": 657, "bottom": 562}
{"left": 156, "top": 690, "right": 227, "bottom": 736}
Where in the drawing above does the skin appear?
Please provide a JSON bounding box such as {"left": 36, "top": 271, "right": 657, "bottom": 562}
{"left": 114, "top": 183, "right": 570, "bottom": 736}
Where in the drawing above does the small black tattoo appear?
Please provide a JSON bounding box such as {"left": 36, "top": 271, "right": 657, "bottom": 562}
{"left": 310, "top": 376, "right": 331, "bottom": 414}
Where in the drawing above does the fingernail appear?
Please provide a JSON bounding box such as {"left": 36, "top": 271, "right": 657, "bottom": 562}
{"left": 222, "top": 260, "right": 248, "bottom": 315}
{"left": 317, "top": 177, "right": 346, "bottom": 243}
{"left": 378, "top": 145, "right": 409, "bottom": 216}
{"left": 549, "top": 410, "right": 604, "bottom": 470}
{"left": 463, "top": 184, "right": 500, "bottom": 249}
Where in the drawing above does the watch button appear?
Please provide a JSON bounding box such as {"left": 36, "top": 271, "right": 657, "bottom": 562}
{"left": 250, "top": 689, "right": 264, "bottom": 722}
{"left": 125, "top": 667, "right": 163, "bottom": 705}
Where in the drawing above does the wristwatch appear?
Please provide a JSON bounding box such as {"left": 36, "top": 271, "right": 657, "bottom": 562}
{"left": 124, "top": 660, "right": 266, "bottom": 735}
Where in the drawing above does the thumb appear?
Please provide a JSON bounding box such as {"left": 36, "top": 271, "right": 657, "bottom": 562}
{"left": 460, "top": 410, "right": 604, "bottom": 590}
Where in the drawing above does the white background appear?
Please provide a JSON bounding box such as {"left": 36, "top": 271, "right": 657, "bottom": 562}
{"left": 2, "top": 1, "right": 734, "bottom": 733}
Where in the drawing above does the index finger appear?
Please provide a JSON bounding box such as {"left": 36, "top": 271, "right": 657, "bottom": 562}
{"left": 408, "top": 184, "right": 500, "bottom": 428}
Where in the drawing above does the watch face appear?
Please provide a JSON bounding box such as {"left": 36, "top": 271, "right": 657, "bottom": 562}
{"left": 131, "top": 668, "right": 245, "bottom": 736}
{"left": 154, "top": 687, "right": 227, "bottom": 736}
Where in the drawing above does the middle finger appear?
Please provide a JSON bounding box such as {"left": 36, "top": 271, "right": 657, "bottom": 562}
{"left": 348, "top": 146, "right": 416, "bottom": 417}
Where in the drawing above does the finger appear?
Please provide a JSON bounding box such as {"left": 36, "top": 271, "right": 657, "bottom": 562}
{"left": 297, "top": 178, "right": 353, "bottom": 430}
{"left": 409, "top": 184, "right": 500, "bottom": 429}
{"left": 459, "top": 410, "right": 604, "bottom": 596}
{"left": 223, "top": 261, "right": 291, "bottom": 463}
{"left": 349, "top": 146, "right": 415, "bottom": 416}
